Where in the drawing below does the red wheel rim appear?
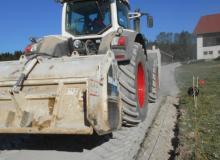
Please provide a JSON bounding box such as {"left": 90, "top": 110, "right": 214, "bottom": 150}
{"left": 137, "top": 63, "right": 146, "bottom": 108}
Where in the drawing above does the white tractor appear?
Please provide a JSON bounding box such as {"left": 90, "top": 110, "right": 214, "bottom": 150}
{"left": 0, "top": 0, "right": 161, "bottom": 135}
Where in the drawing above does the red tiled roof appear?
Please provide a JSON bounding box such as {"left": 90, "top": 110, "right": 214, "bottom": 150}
{"left": 194, "top": 13, "right": 220, "bottom": 35}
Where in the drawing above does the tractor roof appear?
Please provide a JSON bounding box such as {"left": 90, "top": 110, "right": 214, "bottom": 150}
{"left": 58, "top": 0, "right": 129, "bottom": 5}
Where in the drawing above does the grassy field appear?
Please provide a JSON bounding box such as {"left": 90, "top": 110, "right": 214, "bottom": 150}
{"left": 175, "top": 60, "right": 220, "bottom": 160}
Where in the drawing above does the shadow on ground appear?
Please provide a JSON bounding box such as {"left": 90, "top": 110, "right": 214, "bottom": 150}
{"left": 168, "top": 104, "right": 181, "bottom": 160}
{"left": 0, "top": 133, "right": 112, "bottom": 152}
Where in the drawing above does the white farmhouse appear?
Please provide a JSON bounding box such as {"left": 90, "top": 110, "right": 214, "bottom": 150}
{"left": 194, "top": 13, "right": 220, "bottom": 60}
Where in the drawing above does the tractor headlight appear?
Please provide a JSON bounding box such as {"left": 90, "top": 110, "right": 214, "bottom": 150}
{"left": 73, "top": 40, "right": 83, "bottom": 49}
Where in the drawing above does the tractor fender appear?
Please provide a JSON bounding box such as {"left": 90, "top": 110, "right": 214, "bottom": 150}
{"left": 99, "top": 31, "right": 147, "bottom": 62}
{"left": 121, "top": 31, "right": 147, "bottom": 60}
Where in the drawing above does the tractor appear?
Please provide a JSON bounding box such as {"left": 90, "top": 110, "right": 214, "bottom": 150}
{"left": 0, "top": 0, "right": 160, "bottom": 135}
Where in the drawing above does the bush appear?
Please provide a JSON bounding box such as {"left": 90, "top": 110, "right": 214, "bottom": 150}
{"left": 214, "top": 56, "right": 220, "bottom": 61}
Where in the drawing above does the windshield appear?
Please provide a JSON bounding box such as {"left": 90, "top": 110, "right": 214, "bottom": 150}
{"left": 66, "top": 0, "right": 111, "bottom": 36}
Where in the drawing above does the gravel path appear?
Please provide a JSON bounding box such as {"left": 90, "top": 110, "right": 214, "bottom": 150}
{"left": 136, "top": 96, "right": 179, "bottom": 160}
{"left": 0, "top": 63, "right": 180, "bottom": 160}
{"left": 136, "top": 63, "right": 181, "bottom": 160}
{"left": 160, "top": 63, "right": 181, "bottom": 97}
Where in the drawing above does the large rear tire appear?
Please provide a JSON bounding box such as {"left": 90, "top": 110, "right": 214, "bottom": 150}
{"left": 148, "top": 56, "right": 159, "bottom": 103}
{"left": 118, "top": 43, "right": 149, "bottom": 126}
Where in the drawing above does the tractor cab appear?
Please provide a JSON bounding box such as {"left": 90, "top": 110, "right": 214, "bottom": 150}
{"left": 57, "top": 0, "right": 153, "bottom": 56}
{"left": 61, "top": 0, "right": 131, "bottom": 38}
{"left": 65, "top": 1, "right": 112, "bottom": 36}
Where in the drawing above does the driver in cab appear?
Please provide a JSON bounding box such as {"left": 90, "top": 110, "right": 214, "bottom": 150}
{"left": 92, "top": 13, "right": 106, "bottom": 33}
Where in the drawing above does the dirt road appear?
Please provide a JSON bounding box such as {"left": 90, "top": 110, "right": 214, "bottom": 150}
{"left": 0, "top": 63, "right": 180, "bottom": 160}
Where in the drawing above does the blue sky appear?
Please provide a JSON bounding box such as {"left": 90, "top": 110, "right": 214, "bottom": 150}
{"left": 0, "top": 0, "right": 220, "bottom": 52}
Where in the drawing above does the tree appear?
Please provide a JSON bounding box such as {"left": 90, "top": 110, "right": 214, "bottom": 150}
{"left": 0, "top": 51, "right": 23, "bottom": 61}
{"left": 155, "top": 31, "right": 196, "bottom": 62}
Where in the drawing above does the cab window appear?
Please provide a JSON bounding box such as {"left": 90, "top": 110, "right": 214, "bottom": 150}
{"left": 117, "top": 0, "right": 130, "bottom": 29}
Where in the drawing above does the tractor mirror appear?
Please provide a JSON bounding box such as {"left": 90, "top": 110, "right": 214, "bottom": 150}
{"left": 147, "top": 16, "right": 153, "bottom": 28}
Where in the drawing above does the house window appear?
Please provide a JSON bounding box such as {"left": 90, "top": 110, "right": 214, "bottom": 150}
{"left": 218, "top": 50, "right": 220, "bottom": 54}
{"left": 217, "top": 38, "right": 220, "bottom": 44}
{"left": 204, "top": 51, "right": 213, "bottom": 55}
{"left": 208, "top": 51, "right": 213, "bottom": 55}
{"left": 203, "top": 34, "right": 220, "bottom": 47}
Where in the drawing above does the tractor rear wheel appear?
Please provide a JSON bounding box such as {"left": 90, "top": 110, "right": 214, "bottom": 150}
{"left": 149, "top": 59, "right": 159, "bottom": 103}
{"left": 118, "top": 43, "right": 149, "bottom": 126}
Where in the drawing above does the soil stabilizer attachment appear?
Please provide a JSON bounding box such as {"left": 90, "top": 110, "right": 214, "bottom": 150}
{"left": 0, "top": 52, "right": 121, "bottom": 135}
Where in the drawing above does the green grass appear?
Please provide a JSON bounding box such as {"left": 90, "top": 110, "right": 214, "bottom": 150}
{"left": 175, "top": 60, "right": 220, "bottom": 160}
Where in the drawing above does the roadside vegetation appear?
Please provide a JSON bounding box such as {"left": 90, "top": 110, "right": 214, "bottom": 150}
{"left": 149, "top": 31, "right": 196, "bottom": 62}
{"left": 175, "top": 60, "right": 220, "bottom": 160}
{"left": 0, "top": 51, "right": 22, "bottom": 61}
